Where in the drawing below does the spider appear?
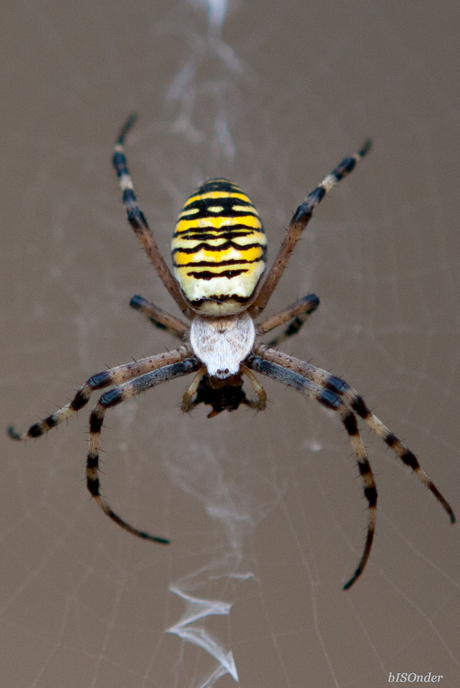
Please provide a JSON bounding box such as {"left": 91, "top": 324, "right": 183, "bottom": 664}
{"left": 9, "top": 114, "right": 455, "bottom": 589}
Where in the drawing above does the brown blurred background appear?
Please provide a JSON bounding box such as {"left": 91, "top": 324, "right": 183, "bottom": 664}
{"left": 1, "top": 1, "right": 459, "bottom": 687}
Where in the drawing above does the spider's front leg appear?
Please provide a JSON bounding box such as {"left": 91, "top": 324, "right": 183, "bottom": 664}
{"left": 8, "top": 348, "right": 191, "bottom": 441}
{"left": 9, "top": 347, "right": 199, "bottom": 541}
{"left": 247, "top": 350, "right": 377, "bottom": 589}
{"left": 248, "top": 345, "right": 455, "bottom": 588}
{"left": 87, "top": 355, "right": 200, "bottom": 541}
{"left": 260, "top": 346, "right": 455, "bottom": 526}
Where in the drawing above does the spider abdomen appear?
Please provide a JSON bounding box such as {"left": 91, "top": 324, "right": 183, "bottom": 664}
{"left": 172, "top": 179, "right": 267, "bottom": 316}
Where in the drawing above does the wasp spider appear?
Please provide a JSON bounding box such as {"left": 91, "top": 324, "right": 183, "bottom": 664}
{"left": 9, "top": 114, "right": 455, "bottom": 589}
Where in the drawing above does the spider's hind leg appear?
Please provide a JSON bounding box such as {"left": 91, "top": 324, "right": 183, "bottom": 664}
{"left": 250, "top": 140, "right": 371, "bottom": 318}
{"left": 130, "top": 294, "right": 188, "bottom": 340}
{"left": 257, "top": 293, "right": 320, "bottom": 347}
{"left": 113, "top": 115, "right": 192, "bottom": 318}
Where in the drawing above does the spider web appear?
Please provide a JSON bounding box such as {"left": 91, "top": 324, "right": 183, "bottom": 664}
{"left": 2, "top": 1, "right": 460, "bottom": 687}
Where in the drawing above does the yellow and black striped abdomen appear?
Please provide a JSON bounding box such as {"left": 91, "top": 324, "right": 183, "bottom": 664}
{"left": 172, "top": 179, "right": 267, "bottom": 315}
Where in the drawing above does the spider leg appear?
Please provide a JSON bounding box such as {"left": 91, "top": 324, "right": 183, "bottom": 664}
{"left": 329, "top": 380, "right": 456, "bottom": 525}
{"left": 113, "top": 114, "right": 192, "bottom": 318}
{"left": 130, "top": 294, "right": 189, "bottom": 340}
{"left": 181, "top": 368, "right": 207, "bottom": 412}
{"left": 8, "top": 347, "right": 193, "bottom": 440}
{"left": 254, "top": 344, "right": 455, "bottom": 514}
{"left": 249, "top": 140, "right": 371, "bottom": 318}
{"left": 247, "top": 352, "right": 376, "bottom": 589}
{"left": 241, "top": 365, "right": 267, "bottom": 410}
{"left": 256, "top": 293, "right": 320, "bottom": 346}
{"left": 88, "top": 356, "right": 200, "bottom": 541}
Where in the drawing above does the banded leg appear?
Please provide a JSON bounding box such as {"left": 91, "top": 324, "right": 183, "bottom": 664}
{"left": 8, "top": 347, "right": 193, "bottom": 440}
{"left": 88, "top": 356, "right": 201, "bottom": 541}
{"left": 256, "top": 294, "right": 320, "bottom": 347}
{"left": 113, "top": 114, "right": 192, "bottom": 318}
{"left": 249, "top": 140, "right": 371, "bottom": 318}
{"left": 327, "top": 380, "right": 456, "bottom": 525}
{"left": 254, "top": 345, "right": 456, "bottom": 525}
{"left": 247, "top": 353, "right": 377, "bottom": 589}
{"left": 130, "top": 294, "right": 189, "bottom": 340}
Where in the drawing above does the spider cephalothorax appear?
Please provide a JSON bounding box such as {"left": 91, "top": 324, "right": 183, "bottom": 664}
{"left": 9, "top": 114, "right": 455, "bottom": 589}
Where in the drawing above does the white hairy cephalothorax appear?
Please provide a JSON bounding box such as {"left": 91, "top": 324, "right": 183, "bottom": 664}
{"left": 190, "top": 312, "right": 255, "bottom": 379}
